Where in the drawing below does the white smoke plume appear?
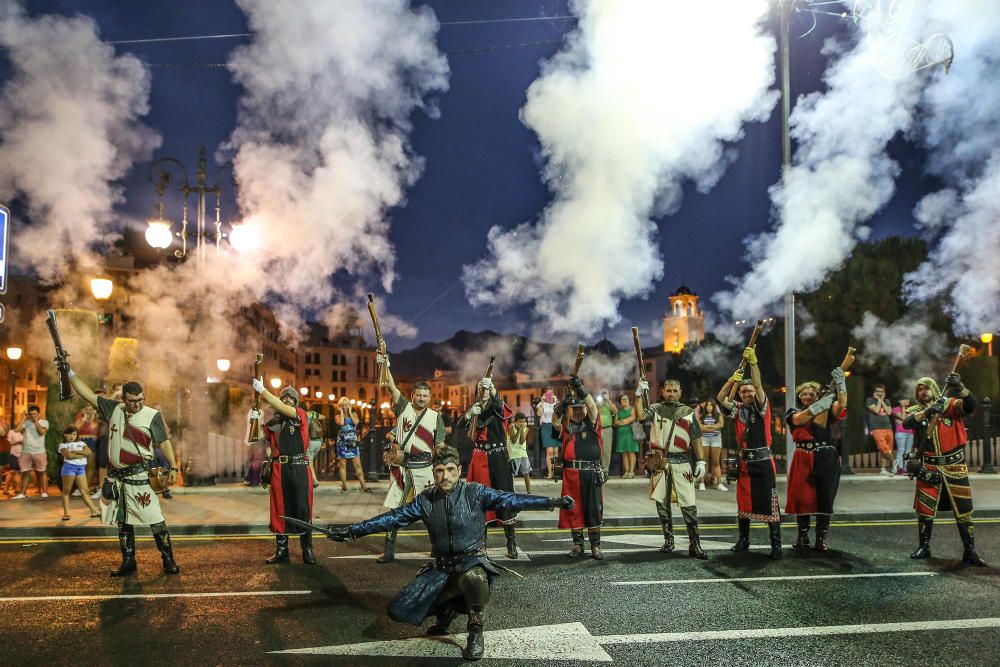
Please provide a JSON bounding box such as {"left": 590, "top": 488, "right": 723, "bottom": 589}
{"left": 226, "top": 0, "right": 449, "bottom": 310}
{"left": 463, "top": 0, "right": 777, "bottom": 335}
{"left": 716, "top": 2, "right": 932, "bottom": 319}
{"left": 0, "top": 1, "right": 160, "bottom": 280}
{"left": 851, "top": 311, "right": 947, "bottom": 378}
{"left": 904, "top": 3, "right": 1000, "bottom": 334}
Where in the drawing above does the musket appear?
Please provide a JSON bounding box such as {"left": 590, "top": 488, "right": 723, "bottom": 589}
{"left": 631, "top": 327, "right": 648, "bottom": 405}
{"left": 726, "top": 320, "right": 764, "bottom": 402}
{"left": 820, "top": 346, "right": 857, "bottom": 398}
{"left": 367, "top": 294, "right": 388, "bottom": 385}
{"left": 248, "top": 353, "right": 264, "bottom": 442}
{"left": 927, "top": 344, "right": 972, "bottom": 428}
{"left": 44, "top": 310, "right": 72, "bottom": 401}
{"left": 467, "top": 355, "right": 496, "bottom": 438}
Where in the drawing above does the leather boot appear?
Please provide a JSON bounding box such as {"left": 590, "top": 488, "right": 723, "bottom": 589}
{"left": 957, "top": 522, "right": 986, "bottom": 566}
{"left": 659, "top": 517, "right": 675, "bottom": 553}
{"left": 504, "top": 525, "right": 518, "bottom": 559}
{"left": 376, "top": 530, "right": 396, "bottom": 563}
{"left": 910, "top": 517, "right": 933, "bottom": 559}
{"left": 462, "top": 606, "right": 485, "bottom": 660}
{"left": 300, "top": 532, "right": 316, "bottom": 564}
{"left": 686, "top": 522, "right": 708, "bottom": 559}
{"left": 426, "top": 605, "right": 458, "bottom": 636}
{"left": 567, "top": 530, "right": 585, "bottom": 558}
{"left": 730, "top": 518, "right": 750, "bottom": 552}
{"left": 153, "top": 530, "right": 180, "bottom": 574}
{"left": 266, "top": 534, "right": 290, "bottom": 564}
{"left": 110, "top": 523, "right": 137, "bottom": 577}
{"left": 768, "top": 522, "right": 783, "bottom": 560}
{"left": 814, "top": 515, "right": 830, "bottom": 553}
{"left": 588, "top": 528, "right": 603, "bottom": 560}
{"left": 793, "top": 515, "right": 811, "bottom": 550}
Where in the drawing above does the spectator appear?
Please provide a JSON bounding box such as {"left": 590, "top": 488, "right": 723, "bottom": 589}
{"left": 435, "top": 400, "right": 455, "bottom": 445}
{"left": 73, "top": 404, "right": 98, "bottom": 497}
{"left": 90, "top": 388, "right": 110, "bottom": 499}
{"left": 3, "top": 422, "right": 23, "bottom": 496}
{"left": 596, "top": 392, "right": 616, "bottom": 472}
{"left": 305, "top": 407, "right": 325, "bottom": 489}
{"left": 614, "top": 395, "right": 639, "bottom": 478}
{"left": 534, "top": 387, "right": 560, "bottom": 480}
{"left": 0, "top": 418, "right": 11, "bottom": 495}
{"left": 12, "top": 405, "right": 49, "bottom": 499}
{"left": 334, "top": 397, "right": 371, "bottom": 493}
{"left": 506, "top": 411, "right": 532, "bottom": 493}
{"left": 892, "top": 398, "right": 914, "bottom": 475}
{"left": 866, "top": 384, "right": 895, "bottom": 477}
{"left": 58, "top": 426, "right": 100, "bottom": 520}
{"left": 698, "top": 399, "right": 727, "bottom": 491}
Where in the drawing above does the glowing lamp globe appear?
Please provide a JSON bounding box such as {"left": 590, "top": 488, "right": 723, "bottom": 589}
{"left": 6, "top": 346, "right": 23, "bottom": 361}
{"left": 269, "top": 378, "right": 282, "bottom": 389}
{"left": 145, "top": 220, "right": 173, "bottom": 249}
{"left": 90, "top": 278, "right": 113, "bottom": 300}
{"left": 228, "top": 223, "right": 259, "bottom": 253}
{"left": 216, "top": 359, "right": 231, "bottom": 372}
{"left": 299, "top": 387, "right": 308, "bottom": 396}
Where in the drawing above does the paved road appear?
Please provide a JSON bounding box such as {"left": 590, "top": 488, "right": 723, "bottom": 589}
{"left": 1, "top": 519, "right": 998, "bottom": 665}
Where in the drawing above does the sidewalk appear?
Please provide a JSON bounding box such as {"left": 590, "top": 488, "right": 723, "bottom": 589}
{"left": 3, "top": 474, "right": 1000, "bottom": 537}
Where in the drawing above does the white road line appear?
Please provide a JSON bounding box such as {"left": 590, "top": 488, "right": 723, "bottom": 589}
{"left": 598, "top": 617, "right": 1000, "bottom": 645}
{"left": 611, "top": 572, "right": 937, "bottom": 586}
{"left": 0, "top": 590, "right": 312, "bottom": 602}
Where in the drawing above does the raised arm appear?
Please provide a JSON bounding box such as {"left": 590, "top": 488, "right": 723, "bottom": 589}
{"left": 252, "top": 378, "right": 298, "bottom": 419}
{"left": 68, "top": 371, "right": 99, "bottom": 409}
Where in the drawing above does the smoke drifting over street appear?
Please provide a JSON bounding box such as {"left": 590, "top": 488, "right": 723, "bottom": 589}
{"left": 464, "top": 0, "right": 777, "bottom": 335}
{"left": 0, "top": 0, "right": 160, "bottom": 280}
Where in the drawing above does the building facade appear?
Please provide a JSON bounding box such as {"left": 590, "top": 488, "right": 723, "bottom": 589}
{"left": 662, "top": 284, "right": 705, "bottom": 353}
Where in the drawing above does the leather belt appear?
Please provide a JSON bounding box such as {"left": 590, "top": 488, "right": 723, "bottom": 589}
{"left": 435, "top": 550, "right": 485, "bottom": 569}
{"left": 663, "top": 452, "right": 690, "bottom": 464}
{"left": 474, "top": 442, "right": 508, "bottom": 453}
{"left": 565, "top": 459, "right": 602, "bottom": 471}
{"left": 108, "top": 462, "right": 149, "bottom": 478}
{"left": 922, "top": 448, "right": 966, "bottom": 466}
{"left": 796, "top": 441, "right": 835, "bottom": 452}
{"left": 272, "top": 454, "right": 308, "bottom": 465}
{"left": 739, "top": 447, "right": 772, "bottom": 462}
{"left": 405, "top": 456, "right": 432, "bottom": 469}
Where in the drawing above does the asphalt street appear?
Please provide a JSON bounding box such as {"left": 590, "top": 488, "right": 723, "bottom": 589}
{"left": 1, "top": 521, "right": 998, "bottom": 666}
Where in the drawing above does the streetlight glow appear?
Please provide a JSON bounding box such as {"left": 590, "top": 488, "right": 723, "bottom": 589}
{"left": 982, "top": 333, "right": 994, "bottom": 344}
{"left": 6, "top": 346, "right": 23, "bottom": 361}
{"left": 315, "top": 391, "right": 323, "bottom": 399}
{"left": 270, "top": 378, "right": 281, "bottom": 389}
{"left": 216, "top": 358, "right": 231, "bottom": 372}
{"left": 299, "top": 387, "right": 308, "bottom": 396}
{"left": 144, "top": 219, "right": 173, "bottom": 249}
{"left": 327, "top": 394, "right": 335, "bottom": 401}
{"left": 228, "top": 222, "right": 260, "bottom": 253}
{"left": 90, "top": 277, "right": 113, "bottom": 300}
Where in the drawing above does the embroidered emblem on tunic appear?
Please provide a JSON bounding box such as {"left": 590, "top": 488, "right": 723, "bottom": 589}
{"left": 135, "top": 492, "right": 152, "bottom": 508}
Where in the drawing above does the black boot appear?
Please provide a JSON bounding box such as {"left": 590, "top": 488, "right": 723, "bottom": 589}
{"left": 731, "top": 518, "right": 750, "bottom": 552}
{"left": 910, "top": 517, "right": 933, "bottom": 559}
{"left": 768, "top": 522, "right": 783, "bottom": 560}
{"left": 462, "top": 606, "right": 485, "bottom": 660}
{"left": 504, "top": 525, "right": 518, "bottom": 559}
{"left": 153, "top": 530, "right": 180, "bottom": 574}
{"left": 814, "top": 515, "right": 830, "bottom": 553}
{"left": 567, "top": 530, "right": 585, "bottom": 558}
{"left": 266, "top": 534, "right": 290, "bottom": 564}
{"left": 426, "top": 606, "right": 458, "bottom": 636}
{"left": 588, "top": 528, "right": 603, "bottom": 560}
{"left": 793, "top": 515, "right": 811, "bottom": 550}
{"left": 957, "top": 522, "right": 986, "bottom": 566}
{"left": 110, "top": 523, "right": 137, "bottom": 577}
{"left": 376, "top": 530, "right": 396, "bottom": 563}
{"left": 659, "top": 518, "right": 675, "bottom": 553}
{"left": 686, "top": 522, "right": 708, "bottom": 559}
{"left": 300, "top": 532, "right": 316, "bottom": 564}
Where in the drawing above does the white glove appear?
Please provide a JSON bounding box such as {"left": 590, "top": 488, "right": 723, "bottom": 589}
{"left": 831, "top": 367, "right": 846, "bottom": 393}
{"left": 480, "top": 377, "right": 494, "bottom": 391}
{"left": 376, "top": 353, "right": 390, "bottom": 368}
{"left": 807, "top": 393, "right": 836, "bottom": 416}
{"left": 251, "top": 378, "right": 265, "bottom": 394}
{"left": 469, "top": 404, "right": 482, "bottom": 416}
{"left": 249, "top": 409, "right": 262, "bottom": 421}
{"left": 694, "top": 460, "right": 706, "bottom": 482}
{"left": 635, "top": 379, "right": 649, "bottom": 397}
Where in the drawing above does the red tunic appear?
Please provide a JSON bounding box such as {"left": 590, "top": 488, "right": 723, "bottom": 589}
{"left": 784, "top": 405, "right": 846, "bottom": 516}
{"left": 466, "top": 399, "right": 515, "bottom": 524}
{"left": 559, "top": 414, "right": 604, "bottom": 530}
{"left": 265, "top": 407, "right": 314, "bottom": 534}
{"left": 732, "top": 399, "right": 780, "bottom": 521}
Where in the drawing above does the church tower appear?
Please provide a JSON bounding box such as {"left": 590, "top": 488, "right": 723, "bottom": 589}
{"left": 663, "top": 284, "right": 705, "bottom": 353}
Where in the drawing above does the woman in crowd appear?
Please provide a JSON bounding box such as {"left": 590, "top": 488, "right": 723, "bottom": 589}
{"left": 335, "top": 397, "right": 371, "bottom": 493}
{"left": 698, "top": 400, "right": 727, "bottom": 491}
{"left": 535, "top": 387, "right": 560, "bottom": 480}
{"left": 58, "top": 426, "right": 101, "bottom": 520}
{"left": 892, "top": 398, "right": 914, "bottom": 475}
{"left": 614, "top": 394, "right": 639, "bottom": 478}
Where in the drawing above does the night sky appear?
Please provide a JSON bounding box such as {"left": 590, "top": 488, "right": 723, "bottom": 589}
{"left": 11, "top": 1, "right": 936, "bottom": 347}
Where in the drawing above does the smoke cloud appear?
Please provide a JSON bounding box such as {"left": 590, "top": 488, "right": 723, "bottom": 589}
{"left": 0, "top": 1, "right": 160, "bottom": 280}
{"left": 463, "top": 0, "right": 777, "bottom": 335}
{"left": 850, "top": 311, "right": 948, "bottom": 387}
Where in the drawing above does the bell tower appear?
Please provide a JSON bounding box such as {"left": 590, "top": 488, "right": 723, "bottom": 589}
{"left": 663, "top": 284, "right": 704, "bottom": 353}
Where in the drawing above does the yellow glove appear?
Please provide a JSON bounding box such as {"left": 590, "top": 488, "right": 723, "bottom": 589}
{"left": 728, "top": 369, "right": 744, "bottom": 385}
{"left": 742, "top": 346, "right": 758, "bottom": 366}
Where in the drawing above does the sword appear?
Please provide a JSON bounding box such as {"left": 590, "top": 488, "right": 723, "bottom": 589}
{"left": 280, "top": 516, "right": 343, "bottom": 538}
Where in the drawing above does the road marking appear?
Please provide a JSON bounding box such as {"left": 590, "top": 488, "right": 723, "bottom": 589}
{"left": 542, "top": 534, "right": 752, "bottom": 550}
{"left": 611, "top": 572, "right": 937, "bottom": 585}
{"left": 329, "top": 549, "right": 533, "bottom": 561}
{"left": 271, "top": 617, "right": 1000, "bottom": 661}
{"left": 0, "top": 590, "right": 312, "bottom": 603}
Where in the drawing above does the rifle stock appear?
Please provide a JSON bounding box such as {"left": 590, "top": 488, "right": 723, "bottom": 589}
{"left": 468, "top": 355, "right": 496, "bottom": 438}
{"left": 367, "top": 294, "right": 388, "bottom": 386}
{"left": 44, "top": 310, "right": 72, "bottom": 401}
{"left": 631, "top": 327, "right": 648, "bottom": 405}
{"left": 248, "top": 352, "right": 264, "bottom": 442}
{"left": 726, "top": 319, "right": 764, "bottom": 402}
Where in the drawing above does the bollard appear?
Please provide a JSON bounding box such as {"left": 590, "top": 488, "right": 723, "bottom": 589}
{"left": 981, "top": 397, "right": 994, "bottom": 474}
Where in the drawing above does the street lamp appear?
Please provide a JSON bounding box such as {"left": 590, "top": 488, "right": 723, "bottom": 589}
{"left": 269, "top": 378, "right": 281, "bottom": 389}
{"left": 982, "top": 333, "right": 994, "bottom": 356}
{"left": 228, "top": 221, "right": 259, "bottom": 253}
{"left": 216, "top": 359, "right": 231, "bottom": 373}
{"left": 90, "top": 277, "right": 113, "bottom": 300}
{"left": 299, "top": 387, "right": 308, "bottom": 396}
{"left": 6, "top": 346, "right": 22, "bottom": 361}
{"left": 5, "top": 346, "right": 21, "bottom": 420}
{"left": 327, "top": 393, "right": 335, "bottom": 401}
{"left": 314, "top": 391, "right": 323, "bottom": 399}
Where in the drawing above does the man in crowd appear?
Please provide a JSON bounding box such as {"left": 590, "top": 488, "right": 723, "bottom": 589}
{"left": 507, "top": 412, "right": 532, "bottom": 494}
{"left": 867, "top": 384, "right": 896, "bottom": 477}
{"left": 634, "top": 379, "right": 708, "bottom": 559}
{"left": 12, "top": 405, "right": 48, "bottom": 499}
{"left": 375, "top": 353, "right": 446, "bottom": 562}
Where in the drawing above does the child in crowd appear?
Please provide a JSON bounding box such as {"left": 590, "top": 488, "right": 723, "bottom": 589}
{"left": 506, "top": 412, "right": 532, "bottom": 493}
{"left": 58, "top": 426, "right": 101, "bottom": 520}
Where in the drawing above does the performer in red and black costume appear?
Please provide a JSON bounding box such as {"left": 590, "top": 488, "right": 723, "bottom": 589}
{"left": 718, "top": 346, "right": 782, "bottom": 560}
{"left": 904, "top": 374, "right": 985, "bottom": 566}
{"left": 784, "top": 367, "right": 847, "bottom": 553}
{"left": 458, "top": 376, "right": 519, "bottom": 558}
{"left": 251, "top": 379, "right": 315, "bottom": 565}
{"left": 553, "top": 376, "right": 608, "bottom": 560}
